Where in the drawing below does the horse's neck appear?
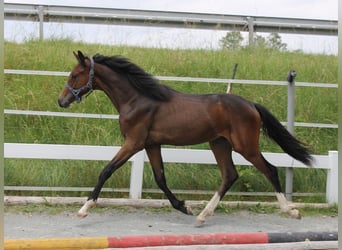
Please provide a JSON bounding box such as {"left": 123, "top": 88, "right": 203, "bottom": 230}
{"left": 96, "top": 67, "right": 138, "bottom": 113}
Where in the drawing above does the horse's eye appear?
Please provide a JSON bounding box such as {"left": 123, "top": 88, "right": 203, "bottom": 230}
{"left": 71, "top": 74, "right": 77, "bottom": 81}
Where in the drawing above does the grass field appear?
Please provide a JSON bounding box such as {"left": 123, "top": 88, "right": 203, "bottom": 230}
{"left": 4, "top": 39, "right": 338, "bottom": 202}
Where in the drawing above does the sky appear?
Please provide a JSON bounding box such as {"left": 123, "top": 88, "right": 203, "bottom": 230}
{"left": 4, "top": 0, "right": 338, "bottom": 54}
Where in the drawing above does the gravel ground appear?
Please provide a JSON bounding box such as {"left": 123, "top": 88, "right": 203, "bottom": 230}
{"left": 4, "top": 208, "right": 337, "bottom": 239}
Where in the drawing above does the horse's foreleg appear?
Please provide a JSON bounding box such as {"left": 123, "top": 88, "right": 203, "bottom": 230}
{"left": 196, "top": 192, "right": 221, "bottom": 226}
{"left": 77, "top": 145, "right": 139, "bottom": 218}
{"left": 145, "top": 146, "right": 193, "bottom": 215}
{"left": 196, "top": 138, "right": 238, "bottom": 226}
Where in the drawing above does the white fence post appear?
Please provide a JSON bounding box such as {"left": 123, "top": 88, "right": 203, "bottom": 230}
{"left": 129, "top": 150, "right": 145, "bottom": 199}
{"left": 326, "top": 150, "right": 338, "bottom": 203}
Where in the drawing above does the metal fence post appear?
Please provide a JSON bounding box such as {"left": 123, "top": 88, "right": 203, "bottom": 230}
{"left": 247, "top": 17, "right": 254, "bottom": 48}
{"left": 38, "top": 5, "right": 44, "bottom": 41}
{"left": 129, "top": 150, "right": 145, "bottom": 199}
{"left": 326, "top": 151, "right": 338, "bottom": 203}
{"left": 285, "top": 70, "right": 296, "bottom": 201}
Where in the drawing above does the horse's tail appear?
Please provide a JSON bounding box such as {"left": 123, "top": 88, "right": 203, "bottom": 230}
{"left": 254, "top": 103, "right": 313, "bottom": 166}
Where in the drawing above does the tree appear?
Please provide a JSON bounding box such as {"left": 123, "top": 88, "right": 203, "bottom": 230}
{"left": 267, "top": 33, "right": 287, "bottom": 51}
{"left": 220, "top": 31, "right": 243, "bottom": 50}
{"left": 219, "top": 31, "right": 288, "bottom": 52}
{"left": 252, "top": 34, "right": 268, "bottom": 48}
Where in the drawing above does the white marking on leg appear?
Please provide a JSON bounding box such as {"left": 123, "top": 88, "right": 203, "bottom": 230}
{"left": 77, "top": 200, "right": 96, "bottom": 218}
{"left": 184, "top": 201, "right": 193, "bottom": 215}
{"left": 196, "top": 192, "right": 220, "bottom": 226}
{"left": 276, "top": 193, "right": 290, "bottom": 212}
{"left": 276, "top": 193, "right": 300, "bottom": 219}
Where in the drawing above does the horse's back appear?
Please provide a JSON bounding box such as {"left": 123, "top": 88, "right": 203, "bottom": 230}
{"left": 204, "top": 93, "right": 260, "bottom": 130}
{"left": 146, "top": 92, "right": 260, "bottom": 146}
{"left": 183, "top": 93, "right": 258, "bottom": 122}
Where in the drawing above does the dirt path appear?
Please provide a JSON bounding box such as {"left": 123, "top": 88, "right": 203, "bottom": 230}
{"left": 5, "top": 207, "right": 337, "bottom": 239}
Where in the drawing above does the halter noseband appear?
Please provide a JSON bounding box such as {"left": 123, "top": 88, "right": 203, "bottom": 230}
{"left": 65, "top": 58, "right": 95, "bottom": 103}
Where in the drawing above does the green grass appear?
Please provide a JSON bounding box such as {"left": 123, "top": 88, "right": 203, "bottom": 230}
{"left": 4, "top": 39, "right": 338, "bottom": 202}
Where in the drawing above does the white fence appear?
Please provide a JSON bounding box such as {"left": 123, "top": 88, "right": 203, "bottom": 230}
{"left": 4, "top": 68, "right": 338, "bottom": 131}
{"left": 4, "top": 143, "right": 338, "bottom": 203}
{"left": 3, "top": 4, "right": 338, "bottom": 205}
{"left": 4, "top": 69, "right": 338, "bottom": 203}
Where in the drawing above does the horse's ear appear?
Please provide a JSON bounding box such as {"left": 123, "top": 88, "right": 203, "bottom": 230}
{"left": 74, "top": 50, "right": 86, "bottom": 66}
{"left": 73, "top": 51, "right": 79, "bottom": 62}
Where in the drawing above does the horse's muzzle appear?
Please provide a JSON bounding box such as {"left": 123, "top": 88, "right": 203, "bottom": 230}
{"left": 58, "top": 97, "right": 71, "bottom": 108}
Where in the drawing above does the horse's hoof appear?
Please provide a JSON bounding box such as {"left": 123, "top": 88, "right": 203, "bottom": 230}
{"left": 179, "top": 206, "right": 193, "bottom": 215}
{"left": 195, "top": 217, "right": 205, "bottom": 227}
{"left": 77, "top": 200, "right": 96, "bottom": 218}
{"left": 183, "top": 201, "right": 193, "bottom": 215}
{"left": 288, "top": 209, "right": 301, "bottom": 219}
{"left": 178, "top": 201, "right": 193, "bottom": 215}
{"left": 186, "top": 206, "right": 193, "bottom": 215}
{"left": 77, "top": 211, "right": 88, "bottom": 218}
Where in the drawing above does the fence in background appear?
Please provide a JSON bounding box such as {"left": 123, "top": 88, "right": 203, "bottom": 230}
{"left": 4, "top": 143, "right": 338, "bottom": 203}
{"left": 4, "top": 3, "right": 338, "bottom": 44}
{"left": 4, "top": 69, "right": 338, "bottom": 203}
{"left": 4, "top": 68, "right": 338, "bottom": 131}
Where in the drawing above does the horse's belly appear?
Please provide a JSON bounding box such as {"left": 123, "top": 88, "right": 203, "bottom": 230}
{"left": 147, "top": 123, "right": 217, "bottom": 146}
{"left": 147, "top": 96, "right": 228, "bottom": 145}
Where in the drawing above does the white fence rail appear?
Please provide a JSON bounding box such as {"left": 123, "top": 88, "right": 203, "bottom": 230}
{"left": 4, "top": 69, "right": 339, "bottom": 88}
{"left": 3, "top": 109, "right": 338, "bottom": 130}
{"left": 4, "top": 143, "right": 338, "bottom": 203}
{"left": 4, "top": 68, "right": 338, "bottom": 129}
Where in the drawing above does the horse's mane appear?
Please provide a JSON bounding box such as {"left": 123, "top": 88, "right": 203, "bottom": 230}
{"left": 93, "top": 54, "right": 174, "bottom": 101}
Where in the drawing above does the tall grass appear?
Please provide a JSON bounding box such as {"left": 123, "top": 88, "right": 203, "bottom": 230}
{"left": 4, "top": 39, "right": 337, "bottom": 202}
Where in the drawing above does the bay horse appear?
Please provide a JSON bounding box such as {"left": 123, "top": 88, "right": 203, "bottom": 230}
{"left": 58, "top": 51, "right": 313, "bottom": 225}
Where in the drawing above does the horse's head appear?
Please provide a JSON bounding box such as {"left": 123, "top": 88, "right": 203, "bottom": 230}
{"left": 58, "top": 51, "right": 95, "bottom": 108}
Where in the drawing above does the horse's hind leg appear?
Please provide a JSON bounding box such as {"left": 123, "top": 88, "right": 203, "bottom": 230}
{"left": 230, "top": 116, "right": 301, "bottom": 219}
{"left": 145, "top": 145, "right": 193, "bottom": 215}
{"left": 243, "top": 152, "right": 301, "bottom": 219}
{"left": 196, "top": 137, "right": 238, "bottom": 226}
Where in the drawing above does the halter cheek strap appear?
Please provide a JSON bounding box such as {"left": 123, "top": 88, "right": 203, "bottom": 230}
{"left": 65, "top": 58, "right": 95, "bottom": 103}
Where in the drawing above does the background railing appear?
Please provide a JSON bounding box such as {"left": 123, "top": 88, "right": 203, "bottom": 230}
{"left": 4, "top": 3, "right": 338, "bottom": 204}
{"left": 4, "top": 3, "right": 338, "bottom": 43}
{"left": 3, "top": 143, "right": 338, "bottom": 203}
{"left": 3, "top": 69, "right": 338, "bottom": 203}
{"left": 4, "top": 69, "right": 338, "bottom": 130}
